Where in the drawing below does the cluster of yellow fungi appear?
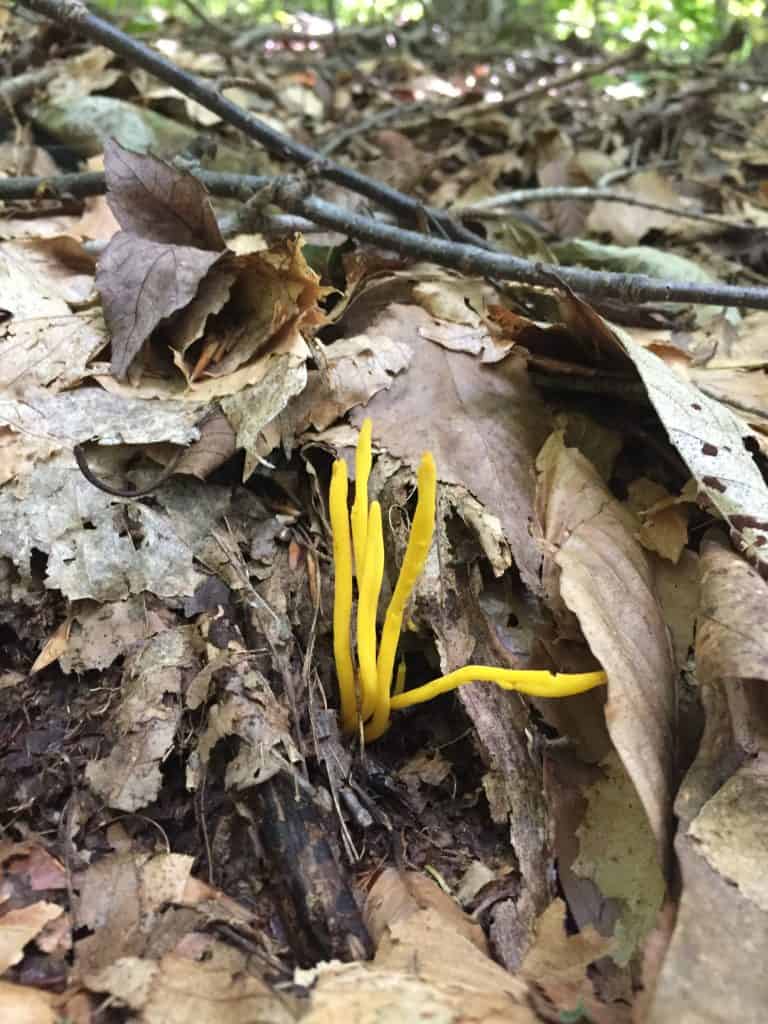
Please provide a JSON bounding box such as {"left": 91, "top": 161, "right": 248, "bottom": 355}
{"left": 329, "top": 419, "right": 607, "bottom": 742}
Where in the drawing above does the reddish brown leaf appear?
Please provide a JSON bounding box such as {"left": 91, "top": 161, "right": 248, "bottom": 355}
{"left": 97, "top": 232, "right": 222, "bottom": 378}
{"left": 103, "top": 139, "right": 224, "bottom": 250}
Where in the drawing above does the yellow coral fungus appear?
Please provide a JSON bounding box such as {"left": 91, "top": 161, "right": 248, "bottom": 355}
{"left": 329, "top": 459, "right": 356, "bottom": 734}
{"left": 329, "top": 418, "right": 607, "bottom": 742}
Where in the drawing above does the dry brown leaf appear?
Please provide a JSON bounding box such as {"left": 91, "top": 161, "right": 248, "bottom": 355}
{"left": 76, "top": 851, "right": 195, "bottom": 980}
{"left": 0, "top": 901, "right": 63, "bottom": 973}
{"left": 192, "top": 662, "right": 301, "bottom": 792}
{"left": 626, "top": 478, "right": 690, "bottom": 563}
{"left": 697, "top": 530, "right": 768, "bottom": 689}
{"left": 0, "top": 842, "right": 67, "bottom": 892}
{"left": 365, "top": 868, "right": 486, "bottom": 953}
{"left": 0, "top": 241, "right": 77, "bottom": 320}
{"left": 615, "top": 330, "right": 768, "bottom": 574}
{"left": 653, "top": 549, "right": 699, "bottom": 670}
{"left": 535, "top": 130, "right": 591, "bottom": 237}
{"left": 352, "top": 303, "right": 550, "bottom": 591}
{"left": 30, "top": 616, "right": 71, "bottom": 674}
{"left": 103, "top": 138, "right": 224, "bottom": 251}
{"left": 320, "top": 868, "right": 536, "bottom": 1023}
{"left": 536, "top": 430, "right": 676, "bottom": 865}
{"left": 46, "top": 46, "right": 122, "bottom": 103}
{"left": 0, "top": 310, "right": 108, "bottom": 392}
{"left": 59, "top": 597, "right": 169, "bottom": 674}
{"left": 89, "top": 951, "right": 295, "bottom": 1024}
{"left": 290, "top": 333, "right": 411, "bottom": 433}
{"left": 0, "top": 981, "right": 56, "bottom": 1024}
{"left": 521, "top": 898, "right": 620, "bottom": 1023}
{"left": 97, "top": 142, "right": 323, "bottom": 384}
{"left": 98, "top": 232, "right": 223, "bottom": 379}
{"left": 587, "top": 170, "right": 691, "bottom": 245}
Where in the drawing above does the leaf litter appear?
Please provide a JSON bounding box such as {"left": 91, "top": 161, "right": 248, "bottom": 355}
{"left": 1, "top": 6, "right": 768, "bottom": 1023}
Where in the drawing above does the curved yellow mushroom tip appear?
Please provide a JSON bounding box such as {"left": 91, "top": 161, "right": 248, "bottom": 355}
{"left": 376, "top": 446, "right": 438, "bottom": 720}
{"left": 352, "top": 418, "right": 373, "bottom": 583}
{"left": 330, "top": 458, "right": 357, "bottom": 733}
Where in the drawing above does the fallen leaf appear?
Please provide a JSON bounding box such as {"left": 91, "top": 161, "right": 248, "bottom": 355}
{"left": 352, "top": 303, "right": 551, "bottom": 592}
{"left": 0, "top": 901, "right": 63, "bottom": 972}
{"left": 0, "top": 981, "right": 55, "bottom": 1024}
{"left": 536, "top": 430, "right": 676, "bottom": 865}
{"left": 85, "top": 628, "right": 199, "bottom": 811}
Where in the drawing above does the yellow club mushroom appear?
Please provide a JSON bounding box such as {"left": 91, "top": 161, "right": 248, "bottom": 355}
{"left": 328, "top": 418, "right": 607, "bottom": 742}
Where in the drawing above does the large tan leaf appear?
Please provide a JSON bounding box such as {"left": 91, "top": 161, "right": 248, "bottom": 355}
{"left": 536, "top": 430, "right": 676, "bottom": 864}
{"left": 352, "top": 303, "right": 550, "bottom": 591}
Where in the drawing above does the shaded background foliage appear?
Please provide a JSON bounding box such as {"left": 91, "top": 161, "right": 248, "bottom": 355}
{"left": 99, "top": 0, "right": 767, "bottom": 56}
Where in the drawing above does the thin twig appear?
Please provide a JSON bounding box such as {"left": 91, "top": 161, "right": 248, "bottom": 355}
{"left": 459, "top": 185, "right": 752, "bottom": 232}
{"left": 598, "top": 160, "right": 679, "bottom": 187}
{"left": 0, "top": 169, "right": 269, "bottom": 200}
{"left": 73, "top": 443, "right": 186, "bottom": 497}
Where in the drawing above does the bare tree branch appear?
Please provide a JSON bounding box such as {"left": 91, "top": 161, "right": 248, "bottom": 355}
{"left": 269, "top": 180, "right": 768, "bottom": 310}
{"left": 460, "top": 186, "right": 752, "bottom": 232}
{"left": 6, "top": 168, "right": 768, "bottom": 310}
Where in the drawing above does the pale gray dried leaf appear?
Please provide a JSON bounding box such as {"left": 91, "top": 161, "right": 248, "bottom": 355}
{"left": 290, "top": 333, "right": 411, "bottom": 433}
{"left": 697, "top": 530, "right": 768, "bottom": 686}
{"left": 536, "top": 431, "right": 676, "bottom": 864}
{"left": 85, "top": 629, "right": 199, "bottom": 811}
{"left": 617, "top": 335, "right": 768, "bottom": 573}
{"left": 0, "top": 310, "right": 108, "bottom": 392}
{"left": 0, "top": 454, "right": 204, "bottom": 600}
{"left": 688, "top": 757, "right": 768, "bottom": 911}
{"left": 104, "top": 139, "right": 224, "bottom": 250}
{"left": 0, "top": 242, "right": 71, "bottom": 320}
{"left": 352, "top": 303, "right": 550, "bottom": 592}
{"left": 98, "top": 232, "right": 222, "bottom": 379}
{"left": 0, "top": 385, "right": 203, "bottom": 447}
{"left": 194, "top": 667, "right": 301, "bottom": 791}
{"left": 152, "top": 475, "right": 234, "bottom": 550}
{"left": 676, "top": 532, "right": 768, "bottom": 824}
{"left": 220, "top": 354, "right": 307, "bottom": 479}
{"left": 59, "top": 597, "right": 169, "bottom": 674}
{"left": 650, "top": 766, "right": 768, "bottom": 1024}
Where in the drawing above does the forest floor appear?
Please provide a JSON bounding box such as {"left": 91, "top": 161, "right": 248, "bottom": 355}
{"left": 2, "top": 4, "right": 768, "bottom": 1022}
